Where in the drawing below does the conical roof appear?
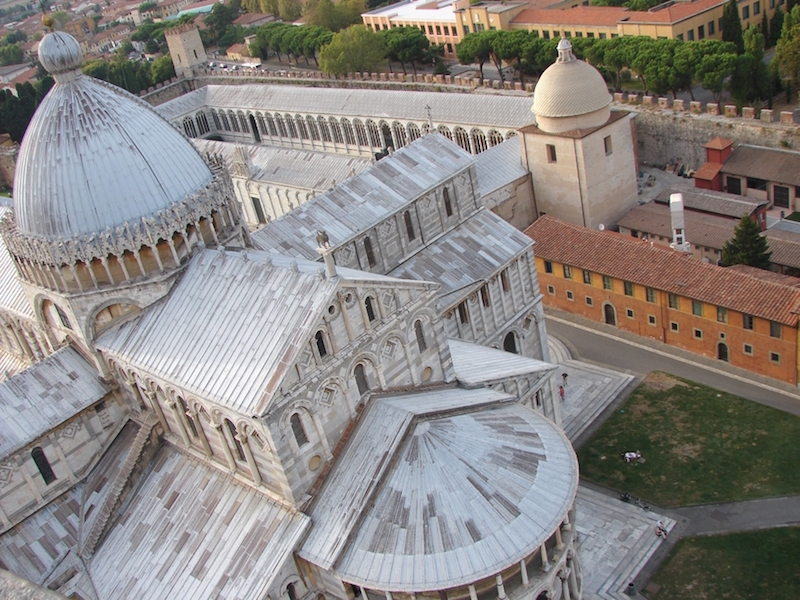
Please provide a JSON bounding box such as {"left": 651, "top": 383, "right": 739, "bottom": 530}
{"left": 13, "top": 31, "right": 212, "bottom": 240}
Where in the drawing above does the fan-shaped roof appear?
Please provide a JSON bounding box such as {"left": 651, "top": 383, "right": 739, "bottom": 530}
{"left": 13, "top": 31, "right": 212, "bottom": 241}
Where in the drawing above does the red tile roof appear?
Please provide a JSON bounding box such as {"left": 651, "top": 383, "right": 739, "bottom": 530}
{"left": 726, "top": 264, "right": 800, "bottom": 287}
{"left": 525, "top": 216, "right": 800, "bottom": 325}
{"left": 693, "top": 162, "right": 722, "bottom": 181}
{"left": 511, "top": 6, "right": 629, "bottom": 26}
{"left": 623, "top": 0, "right": 725, "bottom": 24}
{"left": 704, "top": 136, "right": 734, "bottom": 151}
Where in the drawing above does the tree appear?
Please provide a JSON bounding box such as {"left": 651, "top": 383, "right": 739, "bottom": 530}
{"left": 456, "top": 32, "right": 491, "bottom": 82}
{"left": 151, "top": 54, "right": 175, "bottom": 83}
{"left": 722, "top": 0, "right": 745, "bottom": 53}
{"left": 694, "top": 41, "right": 737, "bottom": 102}
{"left": 319, "top": 25, "right": 385, "bottom": 75}
{"left": 777, "top": 6, "right": 800, "bottom": 102}
{"left": 492, "top": 28, "right": 530, "bottom": 83}
{"left": 303, "top": 0, "right": 363, "bottom": 32}
{"left": 277, "top": 0, "right": 302, "bottom": 21}
{"left": 204, "top": 2, "right": 234, "bottom": 41}
{"left": 383, "top": 26, "right": 429, "bottom": 75}
{"left": 730, "top": 24, "right": 769, "bottom": 104}
{"left": 144, "top": 38, "right": 159, "bottom": 54}
{"left": 769, "top": 7, "right": 785, "bottom": 47}
{"left": 0, "top": 44, "right": 23, "bottom": 66}
{"left": 720, "top": 216, "right": 772, "bottom": 269}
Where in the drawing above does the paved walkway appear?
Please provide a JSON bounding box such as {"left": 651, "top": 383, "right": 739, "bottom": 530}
{"left": 548, "top": 337, "right": 672, "bottom": 599}
{"left": 674, "top": 495, "right": 800, "bottom": 536}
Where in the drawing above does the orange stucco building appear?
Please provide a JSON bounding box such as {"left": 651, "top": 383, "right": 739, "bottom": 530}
{"left": 526, "top": 216, "right": 800, "bottom": 386}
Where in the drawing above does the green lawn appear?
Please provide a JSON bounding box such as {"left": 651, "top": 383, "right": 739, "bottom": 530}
{"left": 785, "top": 211, "right": 800, "bottom": 222}
{"left": 645, "top": 527, "right": 800, "bottom": 600}
{"left": 577, "top": 372, "right": 800, "bottom": 507}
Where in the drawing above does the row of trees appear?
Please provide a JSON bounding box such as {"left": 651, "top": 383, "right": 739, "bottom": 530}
{"left": 251, "top": 22, "right": 334, "bottom": 64}
{"left": 241, "top": 0, "right": 365, "bottom": 30}
{"left": 82, "top": 51, "right": 175, "bottom": 95}
{"left": 0, "top": 79, "right": 53, "bottom": 143}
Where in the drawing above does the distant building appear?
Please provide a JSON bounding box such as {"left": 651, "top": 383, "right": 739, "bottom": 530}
{"left": 618, "top": 185, "right": 768, "bottom": 264}
{"left": 694, "top": 137, "right": 800, "bottom": 216}
{"left": 233, "top": 11, "right": 275, "bottom": 27}
{"left": 526, "top": 215, "right": 800, "bottom": 386}
{"left": 165, "top": 24, "right": 208, "bottom": 77}
{"left": 226, "top": 41, "right": 249, "bottom": 61}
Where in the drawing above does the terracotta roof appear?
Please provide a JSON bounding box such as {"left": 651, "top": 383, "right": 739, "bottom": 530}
{"left": 622, "top": 0, "right": 724, "bottom": 23}
{"left": 617, "top": 202, "right": 736, "bottom": 250}
{"left": 233, "top": 12, "right": 273, "bottom": 24}
{"left": 721, "top": 144, "right": 800, "bottom": 187}
{"left": 693, "top": 162, "right": 722, "bottom": 181}
{"left": 764, "top": 228, "right": 800, "bottom": 269}
{"left": 704, "top": 136, "right": 734, "bottom": 151}
{"left": 226, "top": 42, "right": 248, "bottom": 54}
{"left": 525, "top": 216, "right": 800, "bottom": 325}
{"left": 726, "top": 264, "right": 800, "bottom": 287}
{"left": 511, "top": 6, "right": 628, "bottom": 26}
{"left": 654, "top": 185, "right": 765, "bottom": 217}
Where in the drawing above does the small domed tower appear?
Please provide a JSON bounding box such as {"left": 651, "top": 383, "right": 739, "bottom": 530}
{"left": 522, "top": 38, "right": 638, "bottom": 229}
{"left": 1, "top": 31, "right": 247, "bottom": 369}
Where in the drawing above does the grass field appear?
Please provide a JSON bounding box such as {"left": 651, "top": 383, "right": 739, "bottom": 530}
{"left": 645, "top": 527, "right": 800, "bottom": 599}
{"left": 577, "top": 372, "right": 800, "bottom": 507}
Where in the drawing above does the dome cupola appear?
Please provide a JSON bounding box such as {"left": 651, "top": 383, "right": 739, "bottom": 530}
{"left": 532, "top": 38, "right": 612, "bottom": 134}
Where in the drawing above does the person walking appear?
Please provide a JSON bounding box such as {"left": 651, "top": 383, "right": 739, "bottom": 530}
{"left": 562, "top": 372, "right": 568, "bottom": 387}
{"left": 559, "top": 385, "right": 565, "bottom": 401}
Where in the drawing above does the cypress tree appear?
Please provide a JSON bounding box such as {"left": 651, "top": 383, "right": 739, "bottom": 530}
{"left": 721, "top": 216, "right": 772, "bottom": 269}
{"left": 722, "top": 0, "right": 745, "bottom": 54}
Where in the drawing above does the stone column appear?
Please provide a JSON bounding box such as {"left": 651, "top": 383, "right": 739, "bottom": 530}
{"left": 145, "top": 391, "right": 170, "bottom": 433}
{"left": 468, "top": 585, "right": 478, "bottom": 600}
{"left": 568, "top": 560, "right": 579, "bottom": 598}
{"left": 212, "top": 420, "right": 237, "bottom": 472}
{"left": 541, "top": 543, "right": 550, "bottom": 571}
{"left": 555, "top": 526, "right": 564, "bottom": 549}
{"left": 560, "top": 573, "right": 571, "bottom": 600}
{"left": 168, "top": 400, "right": 191, "bottom": 447}
{"left": 189, "top": 407, "right": 213, "bottom": 457}
{"left": 126, "top": 379, "right": 147, "bottom": 411}
{"left": 520, "top": 558, "right": 529, "bottom": 587}
{"left": 238, "top": 432, "right": 262, "bottom": 485}
{"left": 496, "top": 574, "right": 506, "bottom": 600}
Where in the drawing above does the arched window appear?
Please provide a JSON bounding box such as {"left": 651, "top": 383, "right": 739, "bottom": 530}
{"left": 285, "top": 114, "right": 298, "bottom": 138}
{"left": 306, "top": 115, "right": 320, "bottom": 140}
{"left": 408, "top": 122, "right": 421, "bottom": 141}
{"left": 392, "top": 121, "right": 407, "bottom": 148}
{"left": 404, "top": 210, "right": 415, "bottom": 241}
{"left": 415, "top": 320, "right": 427, "bottom": 352}
{"left": 471, "top": 129, "right": 488, "bottom": 153}
{"left": 330, "top": 117, "right": 344, "bottom": 143}
{"left": 196, "top": 112, "right": 210, "bottom": 135}
{"left": 353, "top": 119, "right": 368, "bottom": 146}
{"left": 295, "top": 115, "right": 309, "bottom": 139}
{"left": 229, "top": 111, "right": 240, "bottom": 132}
{"left": 275, "top": 114, "right": 288, "bottom": 137}
{"left": 380, "top": 121, "right": 393, "bottom": 149}
{"left": 265, "top": 112, "right": 278, "bottom": 136}
{"left": 238, "top": 112, "right": 250, "bottom": 133}
{"left": 364, "top": 236, "right": 376, "bottom": 267}
{"left": 183, "top": 117, "right": 198, "bottom": 138}
{"left": 256, "top": 113, "right": 268, "bottom": 136}
{"left": 226, "top": 418, "right": 245, "bottom": 461}
{"left": 354, "top": 364, "right": 369, "bottom": 395}
{"left": 421, "top": 122, "right": 432, "bottom": 135}
{"left": 454, "top": 127, "right": 471, "bottom": 153}
{"left": 366, "top": 120, "right": 381, "bottom": 147}
{"left": 211, "top": 110, "right": 222, "bottom": 130}
{"left": 220, "top": 112, "right": 231, "bottom": 131}
{"left": 315, "top": 330, "right": 328, "bottom": 357}
{"left": 180, "top": 399, "right": 198, "bottom": 437}
{"left": 443, "top": 187, "right": 453, "bottom": 217}
{"left": 365, "top": 297, "right": 376, "bottom": 322}
{"left": 318, "top": 116, "right": 332, "bottom": 142}
{"left": 503, "top": 331, "right": 518, "bottom": 354}
{"left": 290, "top": 413, "right": 309, "bottom": 446}
{"left": 506, "top": 130, "right": 518, "bottom": 139}
{"left": 488, "top": 129, "right": 504, "bottom": 147}
{"left": 249, "top": 114, "right": 261, "bottom": 142}
{"left": 31, "top": 447, "right": 56, "bottom": 485}
{"left": 437, "top": 125, "right": 453, "bottom": 141}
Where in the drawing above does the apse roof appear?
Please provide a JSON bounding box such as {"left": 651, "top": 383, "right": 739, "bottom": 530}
{"left": 301, "top": 387, "right": 578, "bottom": 591}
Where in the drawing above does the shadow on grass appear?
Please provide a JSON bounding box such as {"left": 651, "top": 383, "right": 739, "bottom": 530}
{"left": 577, "top": 372, "right": 800, "bottom": 507}
{"left": 645, "top": 527, "right": 800, "bottom": 599}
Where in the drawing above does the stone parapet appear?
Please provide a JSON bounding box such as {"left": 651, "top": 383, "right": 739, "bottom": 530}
{"left": 781, "top": 111, "right": 794, "bottom": 124}
{"left": 761, "top": 109, "right": 774, "bottom": 122}
{"left": 690, "top": 101, "right": 701, "bottom": 113}
{"left": 707, "top": 103, "right": 719, "bottom": 115}
{"left": 724, "top": 104, "right": 737, "bottom": 117}
{"left": 658, "top": 97, "right": 669, "bottom": 109}
{"left": 642, "top": 95, "right": 654, "bottom": 106}
{"left": 673, "top": 99, "right": 685, "bottom": 111}
{"left": 742, "top": 106, "right": 755, "bottom": 119}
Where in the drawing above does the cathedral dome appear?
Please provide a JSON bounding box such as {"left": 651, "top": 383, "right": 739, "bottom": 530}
{"left": 532, "top": 38, "right": 611, "bottom": 133}
{"left": 13, "top": 31, "right": 213, "bottom": 240}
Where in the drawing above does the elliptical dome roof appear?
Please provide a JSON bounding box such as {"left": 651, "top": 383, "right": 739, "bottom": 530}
{"left": 13, "top": 31, "right": 212, "bottom": 240}
{"left": 532, "top": 38, "right": 611, "bottom": 119}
